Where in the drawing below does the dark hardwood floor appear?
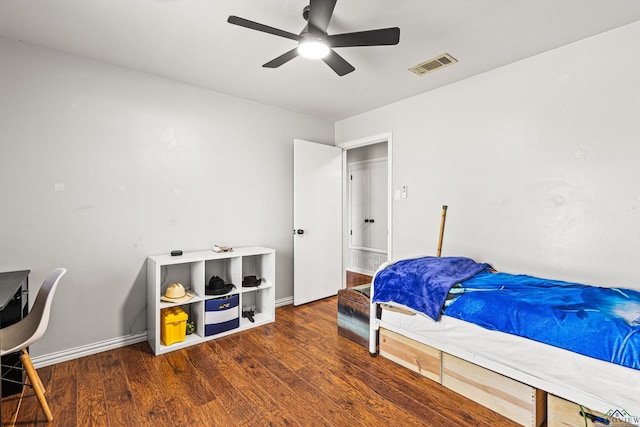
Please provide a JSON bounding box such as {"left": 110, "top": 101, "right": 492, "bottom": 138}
{"left": 346, "top": 271, "right": 372, "bottom": 288}
{"left": 2, "top": 297, "right": 520, "bottom": 426}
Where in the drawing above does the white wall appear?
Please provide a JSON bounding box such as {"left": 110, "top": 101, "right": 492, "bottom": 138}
{"left": 336, "top": 21, "right": 640, "bottom": 290}
{"left": 0, "top": 37, "right": 334, "bottom": 357}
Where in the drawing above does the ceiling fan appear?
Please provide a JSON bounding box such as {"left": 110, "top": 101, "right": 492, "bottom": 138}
{"left": 227, "top": 0, "right": 400, "bottom": 76}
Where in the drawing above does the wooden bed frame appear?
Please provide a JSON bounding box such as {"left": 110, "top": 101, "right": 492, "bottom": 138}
{"left": 367, "top": 207, "right": 640, "bottom": 426}
{"left": 368, "top": 280, "right": 640, "bottom": 427}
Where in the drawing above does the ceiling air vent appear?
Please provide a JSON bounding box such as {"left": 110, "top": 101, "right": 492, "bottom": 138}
{"left": 409, "top": 53, "right": 458, "bottom": 76}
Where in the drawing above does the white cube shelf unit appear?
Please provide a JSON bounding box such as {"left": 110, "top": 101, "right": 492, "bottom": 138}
{"left": 147, "top": 246, "right": 275, "bottom": 355}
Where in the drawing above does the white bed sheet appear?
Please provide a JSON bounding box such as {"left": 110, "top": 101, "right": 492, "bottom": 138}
{"left": 378, "top": 307, "right": 640, "bottom": 422}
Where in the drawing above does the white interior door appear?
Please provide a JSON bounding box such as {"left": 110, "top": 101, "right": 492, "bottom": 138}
{"left": 368, "top": 159, "right": 388, "bottom": 251}
{"left": 349, "top": 164, "right": 369, "bottom": 248}
{"left": 293, "top": 139, "right": 342, "bottom": 305}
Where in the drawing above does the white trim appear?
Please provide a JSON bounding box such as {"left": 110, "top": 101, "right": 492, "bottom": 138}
{"left": 31, "top": 331, "right": 148, "bottom": 368}
{"left": 339, "top": 132, "right": 393, "bottom": 290}
{"left": 276, "top": 296, "right": 293, "bottom": 307}
{"left": 336, "top": 132, "right": 391, "bottom": 150}
{"left": 342, "top": 152, "right": 348, "bottom": 290}
{"left": 386, "top": 134, "right": 393, "bottom": 262}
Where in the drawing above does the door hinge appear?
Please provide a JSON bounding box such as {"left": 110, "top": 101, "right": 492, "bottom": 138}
{"left": 350, "top": 174, "right": 352, "bottom": 180}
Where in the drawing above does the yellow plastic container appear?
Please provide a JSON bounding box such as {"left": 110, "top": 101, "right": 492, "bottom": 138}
{"left": 161, "top": 307, "right": 188, "bottom": 346}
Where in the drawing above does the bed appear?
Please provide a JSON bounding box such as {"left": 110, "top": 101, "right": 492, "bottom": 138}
{"left": 369, "top": 256, "right": 640, "bottom": 426}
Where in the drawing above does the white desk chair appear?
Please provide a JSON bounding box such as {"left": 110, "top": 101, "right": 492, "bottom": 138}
{"left": 1, "top": 267, "right": 66, "bottom": 422}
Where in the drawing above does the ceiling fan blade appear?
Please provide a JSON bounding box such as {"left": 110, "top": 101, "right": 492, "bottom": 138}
{"left": 308, "top": 0, "right": 337, "bottom": 34}
{"left": 327, "top": 27, "right": 400, "bottom": 48}
{"left": 263, "top": 48, "right": 300, "bottom": 68}
{"left": 228, "top": 16, "right": 301, "bottom": 41}
{"left": 322, "top": 49, "right": 355, "bottom": 76}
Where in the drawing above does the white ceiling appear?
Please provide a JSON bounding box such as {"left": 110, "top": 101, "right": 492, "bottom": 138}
{"left": 1, "top": 0, "right": 640, "bottom": 121}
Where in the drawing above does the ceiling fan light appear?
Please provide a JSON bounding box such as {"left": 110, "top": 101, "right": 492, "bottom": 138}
{"left": 298, "top": 39, "right": 330, "bottom": 59}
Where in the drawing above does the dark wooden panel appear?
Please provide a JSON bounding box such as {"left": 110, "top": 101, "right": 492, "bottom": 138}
{"left": 346, "top": 271, "right": 373, "bottom": 288}
{"left": 337, "top": 296, "right": 370, "bottom": 347}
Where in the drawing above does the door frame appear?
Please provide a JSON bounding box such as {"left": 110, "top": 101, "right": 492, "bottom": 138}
{"left": 337, "top": 132, "right": 393, "bottom": 288}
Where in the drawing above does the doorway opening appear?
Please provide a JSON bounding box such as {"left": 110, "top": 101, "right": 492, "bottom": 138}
{"left": 337, "top": 133, "right": 392, "bottom": 290}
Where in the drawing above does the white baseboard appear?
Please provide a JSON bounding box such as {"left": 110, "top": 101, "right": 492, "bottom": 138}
{"left": 276, "top": 296, "right": 293, "bottom": 307}
{"left": 31, "top": 331, "right": 148, "bottom": 369}
{"left": 32, "top": 296, "right": 295, "bottom": 368}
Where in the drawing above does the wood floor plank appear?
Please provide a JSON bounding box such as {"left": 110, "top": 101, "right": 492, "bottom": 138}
{"left": 243, "top": 330, "right": 358, "bottom": 426}
{"left": 227, "top": 333, "right": 335, "bottom": 427}
{"left": 199, "top": 398, "right": 239, "bottom": 427}
{"left": 48, "top": 369, "right": 77, "bottom": 426}
{"left": 142, "top": 347, "right": 208, "bottom": 427}
{"left": 0, "top": 389, "right": 22, "bottom": 426}
{"left": 277, "top": 324, "right": 429, "bottom": 426}
{"left": 120, "top": 343, "right": 174, "bottom": 427}
{"left": 164, "top": 348, "right": 217, "bottom": 408}
{"left": 50, "top": 358, "right": 78, "bottom": 379}
{"left": 183, "top": 342, "right": 266, "bottom": 426}
{"left": 206, "top": 338, "right": 303, "bottom": 426}
{"left": 253, "top": 308, "right": 414, "bottom": 426}
{"left": 96, "top": 349, "right": 145, "bottom": 426}
{"left": 346, "top": 271, "right": 373, "bottom": 288}
{"left": 76, "top": 354, "right": 109, "bottom": 427}
{"left": 303, "top": 298, "right": 520, "bottom": 426}
{"left": 9, "top": 388, "right": 43, "bottom": 425}
{"left": 244, "top": 323, "right": 308, "bottom": 372}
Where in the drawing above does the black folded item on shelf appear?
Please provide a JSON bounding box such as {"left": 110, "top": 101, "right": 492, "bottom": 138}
{"left": 242, "top": 275, "right": 262, "bottom": 287}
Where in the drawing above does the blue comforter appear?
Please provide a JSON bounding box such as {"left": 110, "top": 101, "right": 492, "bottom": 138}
{"left": 373, "top": 256, "right": 640, "bottom": 370}
{"left": 372, "top": 256, "right": 490, "bottom": 320}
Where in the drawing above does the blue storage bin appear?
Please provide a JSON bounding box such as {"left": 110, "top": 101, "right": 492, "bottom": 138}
{"left": 204, "top": 294, "right": 239, "bottom": 336}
